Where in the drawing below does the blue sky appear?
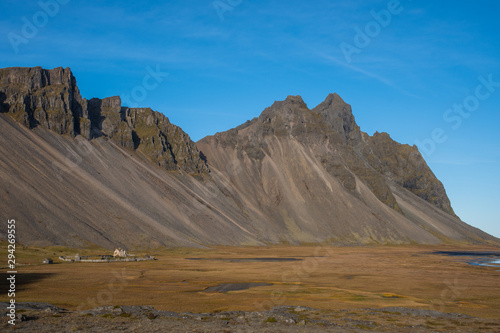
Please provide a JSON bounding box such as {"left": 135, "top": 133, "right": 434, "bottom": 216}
{"left": 1, "top": 0, "right": 499, "bottom": 238}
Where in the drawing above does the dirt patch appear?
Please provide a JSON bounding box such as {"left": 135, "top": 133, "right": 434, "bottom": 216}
{"left": 187, "top": 257, "right": 302, "bottom": 262}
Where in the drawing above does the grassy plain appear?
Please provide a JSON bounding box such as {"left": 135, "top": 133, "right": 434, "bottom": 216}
{"left": 1, "top": 243, "right": 499, "bottom": 319}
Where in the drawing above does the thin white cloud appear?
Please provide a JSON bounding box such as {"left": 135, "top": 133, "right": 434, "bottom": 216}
{"left": 430, "top": 159, "right": 499, "bottom": 166}
{"left": 314, "top": 51, "right": 421, "bottom": 99}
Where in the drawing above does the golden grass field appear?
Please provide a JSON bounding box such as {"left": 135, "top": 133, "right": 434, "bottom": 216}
{"left": 1, "top": 243, "right": 499, "bottom": 319}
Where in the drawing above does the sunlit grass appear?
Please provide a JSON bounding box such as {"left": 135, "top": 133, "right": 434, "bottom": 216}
{"left": 1, "top": 244, "right": 499, "bottom": 319}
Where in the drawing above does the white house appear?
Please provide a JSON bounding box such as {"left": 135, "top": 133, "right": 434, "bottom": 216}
{"left": 113, "top": 248, "right": 127, "bottom": 257}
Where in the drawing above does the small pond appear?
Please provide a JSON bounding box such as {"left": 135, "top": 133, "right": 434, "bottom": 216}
{"left": 204, "top": 282, "right": 273, "bottom": 293}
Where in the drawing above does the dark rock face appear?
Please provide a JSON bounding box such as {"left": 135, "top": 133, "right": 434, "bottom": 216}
{"left": 0, "top": 66, "right": 82, "bottom": 135}
{"left": 363, "top": 132, "right": 455, "bottom": 216}
{"left": 0, "top": 67, "right": 208, "bottom": 176}
{"left": 123, "top": 107, "right": 209, "bottom": 174}
{"left": 312, "top": 93, "right": 362, "bottom": 144}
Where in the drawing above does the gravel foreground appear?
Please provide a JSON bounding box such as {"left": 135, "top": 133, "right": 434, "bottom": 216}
{"left": 1, "top": 302, "right": 499, "bottom": 332}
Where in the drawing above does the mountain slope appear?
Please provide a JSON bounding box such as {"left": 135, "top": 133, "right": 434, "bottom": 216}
{"left": 0, "top": 67, "right": 497, "bottom": 248}
{"left": 0, "top": 112, "right": 263, "bottom": 248}
{"left": 0, "top": 67, "right": 253, "bottom": 248}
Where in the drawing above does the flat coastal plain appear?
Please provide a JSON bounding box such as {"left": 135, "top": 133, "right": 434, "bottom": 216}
{"left": 1, "top": 244, "right": 499, "bottom": 332}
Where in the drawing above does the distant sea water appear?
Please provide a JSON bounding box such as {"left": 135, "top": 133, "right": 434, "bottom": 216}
{"left": 435, "top": 251, "right": 500, "bottom": 270}
{"left": 469, "top": 258, "right": 500, "bottom": 268}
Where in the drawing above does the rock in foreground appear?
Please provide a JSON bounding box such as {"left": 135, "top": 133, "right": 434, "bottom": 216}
{"left": 1, "top": 303, "right": 498, "bottom": 332}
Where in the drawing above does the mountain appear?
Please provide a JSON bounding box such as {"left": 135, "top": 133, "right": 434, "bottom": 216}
{"left": 198, "top": 94, "right": 494, "bottom": 245}
{"left": 0, "top": 66, "right": 497, "bottom": 248}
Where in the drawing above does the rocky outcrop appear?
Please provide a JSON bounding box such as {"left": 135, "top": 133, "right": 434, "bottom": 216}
{"left": 0, "top": 67, "right": 208, "bottom": 176}
{"left": 0, "top": 66, "right": 83, "bottom": 136}
{"left": 122, "top": 107, "right": 209, "bottom": 174}
{"left": 311, "top": 93, "right": 362, "bottom": 144}
{"left": 362, "top": 131, "right": 455, "bottom": 216}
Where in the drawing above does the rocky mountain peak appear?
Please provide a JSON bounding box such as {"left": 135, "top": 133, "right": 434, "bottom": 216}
{"left": 317, "top": 92, "right": 346, "bottom": 109}
{"left": 312, "top": 93, "right": 361, "bottom": 143}
{"left": 259, "top": 95, "right": 308, "bottom": 119}
{"left": 249, "top": 93, "right": 362, "bottom": 145}
{"left": 284, "top": 94, "right": 307, "bottom": 105}
{"left": 249, "top": 94, "right": 319, "bottom": 140}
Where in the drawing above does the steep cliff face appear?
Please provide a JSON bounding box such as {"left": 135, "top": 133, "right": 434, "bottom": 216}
{"left": 122, "top": 107, "right": 209, "bottom": 174}
{"left": 362, "top": 131, "right": 455, "bottom": 216}
{"left": 0, "top": 66, "right": 83, "bottom": 136}
{"left": 312, "top": 94, "right": 453, "bottom": 215}
{"left": 0, "top": 67, "right": 208, "bottom": 176}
